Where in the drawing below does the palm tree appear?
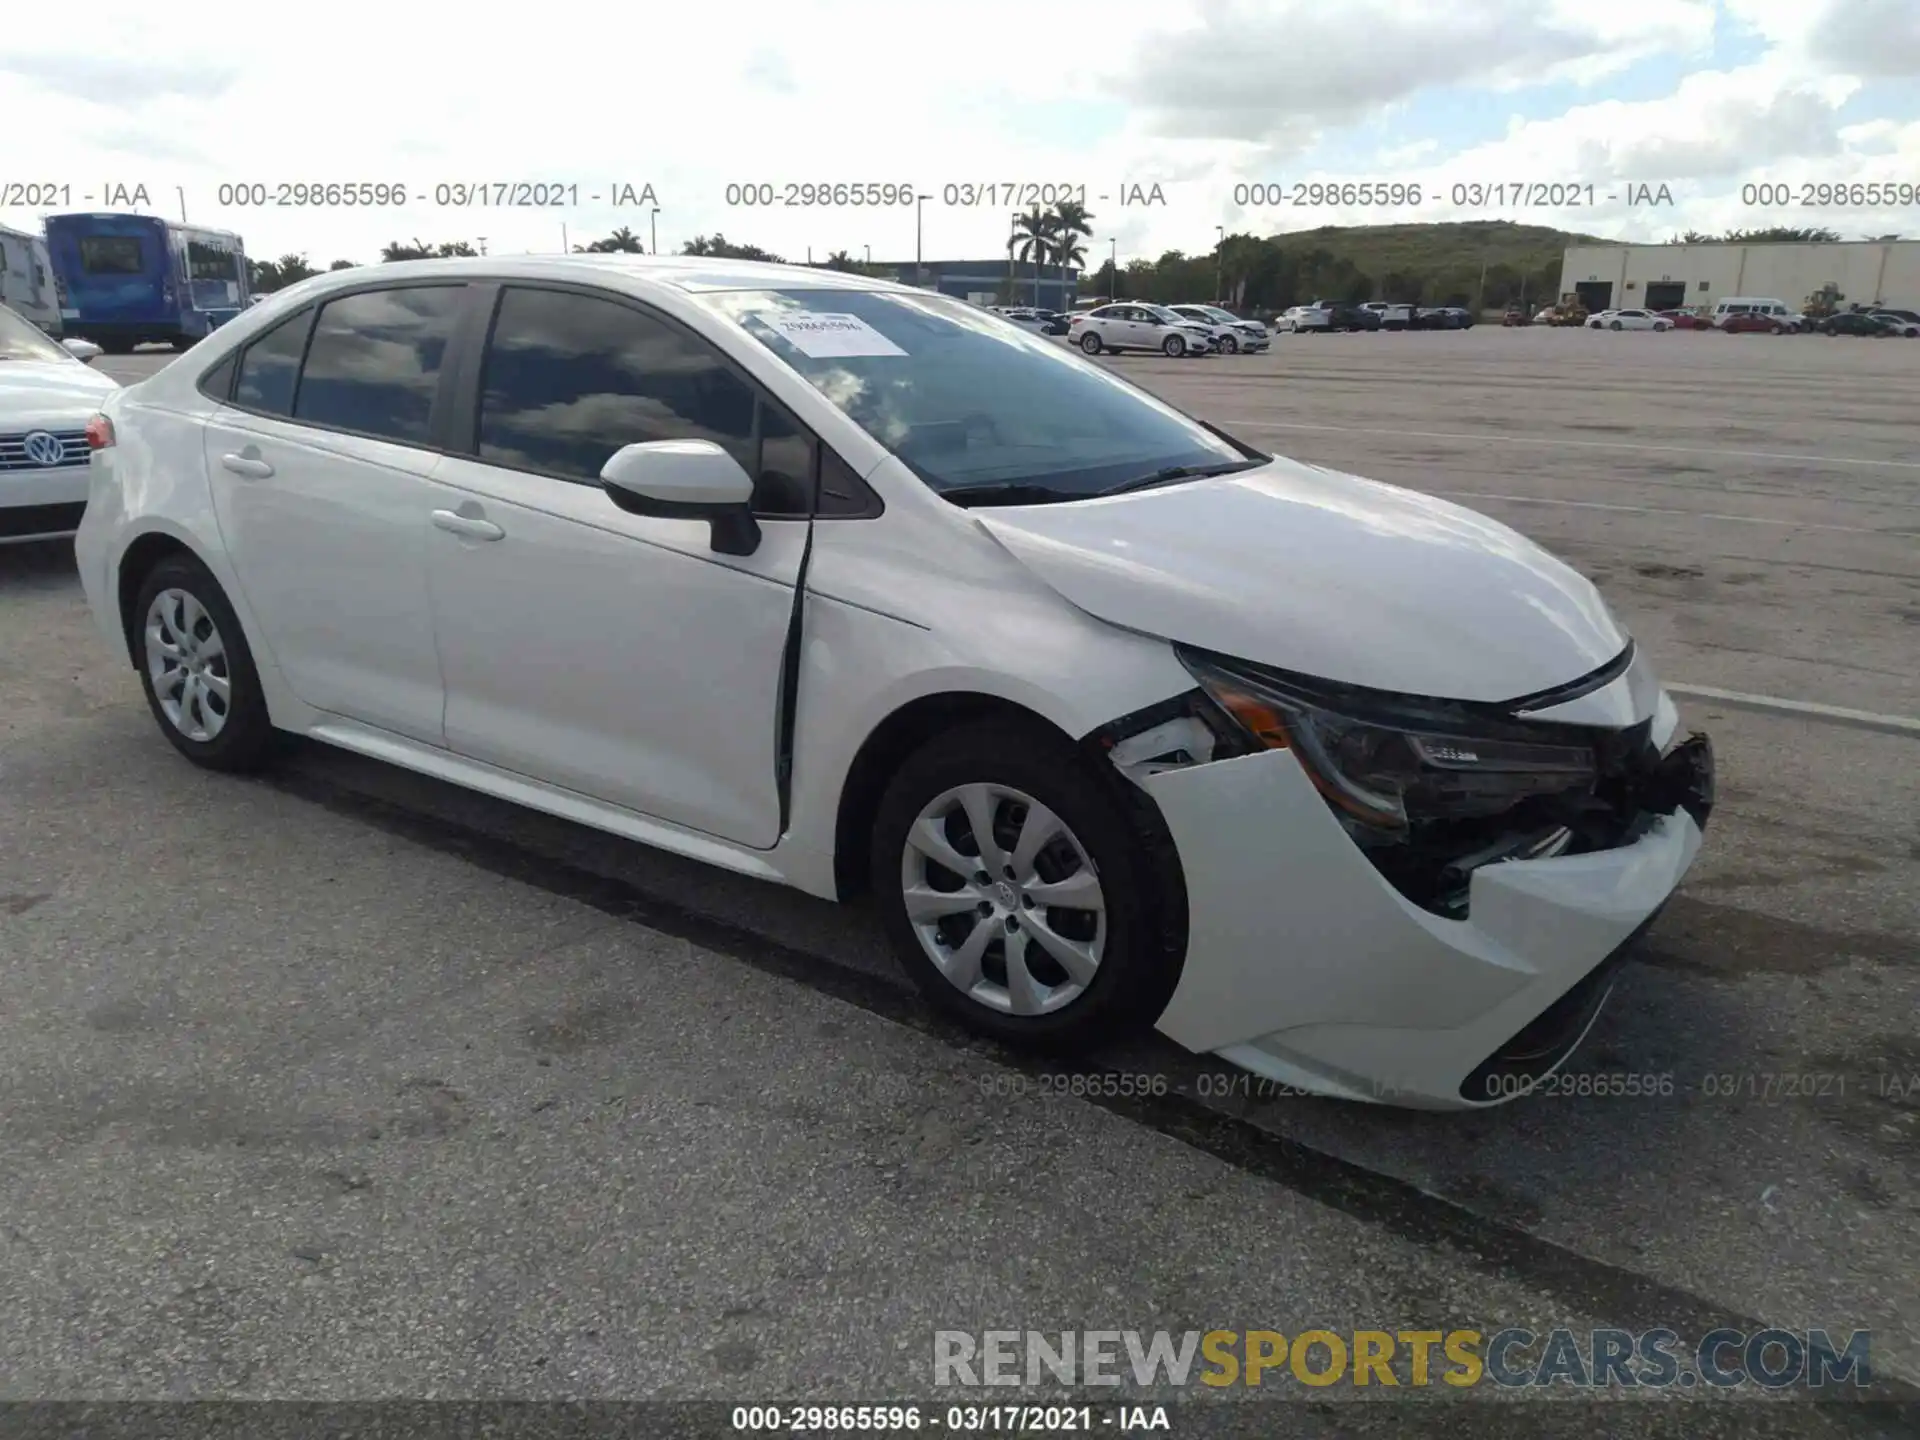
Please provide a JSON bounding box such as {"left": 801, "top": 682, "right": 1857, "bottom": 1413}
{"left": 1051, "top": 198, "right": 1095, "bottom": 242}
{"left": 576, "top": 225, "right": 645, "bottom": 253}
{"left": 1008, "top": 206, "right": 1056, "bottom": 307}
{"left": 1049, "top": 200, "right": 1094, "bottom": 305}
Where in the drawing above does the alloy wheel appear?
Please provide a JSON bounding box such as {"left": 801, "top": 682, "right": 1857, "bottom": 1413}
{"left": 898, "top": 782, "right": 1106, "bottom": 1017}
{"left": 145, "top": 588, "right": 232, "bottom": 742}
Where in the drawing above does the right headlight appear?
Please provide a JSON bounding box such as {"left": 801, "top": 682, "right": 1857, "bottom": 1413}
{"left": 1176, "top": 646, "right": 1598, "bottom": 837}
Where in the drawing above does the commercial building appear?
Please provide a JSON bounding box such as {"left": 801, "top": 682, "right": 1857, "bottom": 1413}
{"left": 1558, "top": 240, "right": 1920, "bottom": 314}
{"left": 873, "top": 259, "right": 1081, "bottom": 310}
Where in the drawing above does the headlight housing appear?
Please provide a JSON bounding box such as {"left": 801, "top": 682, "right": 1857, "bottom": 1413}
{"left": 1176, "top": 646, "right": 1599, "bottom": 837}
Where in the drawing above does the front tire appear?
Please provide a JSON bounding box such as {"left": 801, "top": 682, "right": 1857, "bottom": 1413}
{"left": 1162, "top": 334, "right": 1185, "bottom": 356}
{"left": 133, "top": 553, "right": 278, "bottom": 772}
{"left": 871, "top": 720, "right": 1171, "bottom": 1048}
{"left": 1219, "top": 335, "right": 1238, "bottom": 353}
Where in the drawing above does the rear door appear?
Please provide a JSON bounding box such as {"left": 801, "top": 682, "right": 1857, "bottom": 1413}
{"left": 202, "top": 283, "right": 465, "bottom": 744}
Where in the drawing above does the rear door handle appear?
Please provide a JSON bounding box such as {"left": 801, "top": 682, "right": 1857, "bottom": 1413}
{"left": 431, "top": 508, "right": 504, "bottom": 541}
{"left": 220, "top": 454, "right": 274, "bottom": 479}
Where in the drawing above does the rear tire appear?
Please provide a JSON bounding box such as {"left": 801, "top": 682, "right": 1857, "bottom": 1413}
{"left": 1078, "top": 332, "right": 1102, "bottom": 354}
{"left": 871, "top": 720, "right": 1173, "bottom": 1049}
{"left": 132, "top": 553, "right": 278, "bottom": 772}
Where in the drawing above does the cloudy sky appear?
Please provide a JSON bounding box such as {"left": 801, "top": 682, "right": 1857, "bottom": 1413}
{"left": 2, "top": 0, "right": 1917, "bottom": 268}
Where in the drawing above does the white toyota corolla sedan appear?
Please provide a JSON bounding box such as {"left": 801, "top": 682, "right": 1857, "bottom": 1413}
{"left": 73, "top": 256, "right": 1714, "bottom": 1109}
{"left": 1, "top": 303, "right": 119, "bottom": 545}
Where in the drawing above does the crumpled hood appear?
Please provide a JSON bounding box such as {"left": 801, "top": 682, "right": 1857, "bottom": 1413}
{"left": 974, "top": 456, "right": 1628, "bottom": 703}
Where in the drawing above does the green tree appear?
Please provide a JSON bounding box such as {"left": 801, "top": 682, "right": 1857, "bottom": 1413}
{"left": 681, "top": 233, "right": 786, "bottom": 262}
{"left": 576, "top": 226, "right": 645, "bottom": 253}
{"left": 380, "top": 239, "right": 476, "bottom": 261}
{"left": 1380, "top": 269, "right": 1423, "bottom": 304}
{"left": 328, "top": 259, "right": 359, "bottom": 271}
{"left": 247, "top": 253, "right": 321, "bottom": 292}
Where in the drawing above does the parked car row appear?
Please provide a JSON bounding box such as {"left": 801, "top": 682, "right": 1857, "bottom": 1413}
{"left": 1276, "top": 301, "right": 1476, "bottom": 332}
{"left": 1578, "top": 296, "right": 1920, "bottom": 337}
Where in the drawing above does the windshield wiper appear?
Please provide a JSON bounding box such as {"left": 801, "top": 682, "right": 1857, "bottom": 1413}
{"left": 938, "top": 482, "right": 1079, "bottom": 508}
{"left": 1093, "top": 459, "right": 1263, "bottom": 497}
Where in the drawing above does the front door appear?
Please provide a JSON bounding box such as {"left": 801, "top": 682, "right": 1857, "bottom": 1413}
{"left": 203, "top": 284, "right": 467, "bottom": 744}
{"left": 425, "top": 283, "right": 810, "bottom": 849}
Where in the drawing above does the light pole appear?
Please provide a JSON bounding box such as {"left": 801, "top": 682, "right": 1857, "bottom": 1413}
{"left": 1109, "top": 238, "right": 1118, "bottom": 299}
{"left": 477, "top": 237, "right": 488, "bottom": 256}
{"left": 177, "top": 186, "right": 188, "bottom": 222}
{"left": 915, "top": 194, "right": 929, "bottom": 285}
{"left": 1216, "top": 225, "right": 1225, "bottom": 304}
{"left": 650, "top": 208, "right": 660, "bottom": 255}
{"left": 864, "top": 244, "right": 871, "bottom": 264}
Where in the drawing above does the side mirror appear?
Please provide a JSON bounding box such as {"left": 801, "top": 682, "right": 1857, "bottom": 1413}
{"left": 600, "top": 439, "right": 761, "bottom": 556}
{"left": 62, "top": 337, "right": 102, "bottom": 364}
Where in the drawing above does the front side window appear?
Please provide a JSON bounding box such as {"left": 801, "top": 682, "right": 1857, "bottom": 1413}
{"left": 233, "top": 309, "right": 314, "bottom": 415}
{"left": 702, "top": 287, "right": 1256, "bottom": 505}
{"left": 78, "top": 236, "right": 143, "bottom": 275}
{"left": 475, "top": 286, "right": 810, "bottom": 516}
{"left": 293, "top": 285, "right": 463, "bottom": 444}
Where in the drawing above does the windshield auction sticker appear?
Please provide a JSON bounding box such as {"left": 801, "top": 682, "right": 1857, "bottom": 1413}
{"left": 759, "top": 311, "right": 907, "bottom": 357}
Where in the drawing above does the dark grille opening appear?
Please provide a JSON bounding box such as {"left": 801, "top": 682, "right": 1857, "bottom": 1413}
{"left": 0, "top": 502, "right": 86, "bottom": 539}
{"left": 1355, "top": 718, "right": 1662, "bottom": 919}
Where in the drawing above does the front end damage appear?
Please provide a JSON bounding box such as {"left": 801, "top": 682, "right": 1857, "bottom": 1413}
{"left": 1087, "top": 643, "right": 1713, "bottom": 1109}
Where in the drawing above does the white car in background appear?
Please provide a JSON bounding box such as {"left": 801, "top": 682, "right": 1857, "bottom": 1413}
{"left": 0, "top": 303, "right": 119, "bottom": 545}
{"left": 1586, "top": 308, "right": 1673, "bottom": 332}
{"left": 1068, "top": 303, "right": 1213, "bottom": 356}
{"left": 73, "top": 255, "right": 1713, "bottom": 1110}
{"left": 1168, "top": 305, "right": 1269, "bottom": 353}
{"left": 1275, "top": 304, "right": 1332, "bottom": 332}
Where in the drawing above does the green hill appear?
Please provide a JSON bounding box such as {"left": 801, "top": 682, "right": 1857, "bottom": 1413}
{"left": 1260, "top": 219, "right": 1607, "bottom": 282}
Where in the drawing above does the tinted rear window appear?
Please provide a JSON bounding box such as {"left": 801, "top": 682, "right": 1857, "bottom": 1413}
{"left": 293, "top": 286, "right": 463, "bottom": 444}
{"left": 233, "top": 309, "right": 314, "bottom": 415}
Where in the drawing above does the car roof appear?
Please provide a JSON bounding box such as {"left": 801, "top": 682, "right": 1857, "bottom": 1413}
{"left": 262, "top": 253, "right": 926, "bottom": 301}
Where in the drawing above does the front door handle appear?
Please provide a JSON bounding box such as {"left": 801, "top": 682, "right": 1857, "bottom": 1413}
{"left": 431, "top": 508, "right": 504, "bottom": 541}
{"left": 220, "top": 453, "right": 274, "bottom": 479}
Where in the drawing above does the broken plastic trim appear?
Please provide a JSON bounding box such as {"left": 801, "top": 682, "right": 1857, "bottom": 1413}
{"left": 1085, "top": 690, "right": 1252, "bottom": 790}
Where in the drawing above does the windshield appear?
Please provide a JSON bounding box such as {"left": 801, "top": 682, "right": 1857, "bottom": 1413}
{"left": 0, "top": 304, "right": 71, "bottom": 363}
{"left": 1144, "top": 305, "right": 1189, "bottom": 324}
{"left": 702, "top": 287, "right": 1256, "bottom": 502}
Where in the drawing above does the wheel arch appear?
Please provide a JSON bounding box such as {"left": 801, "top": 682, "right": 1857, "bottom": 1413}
{"left": 832, "top": 691, "right": 1071, "bottom": 902}
{"left": 115, "top": 529, "right": 203, "bottom": 667}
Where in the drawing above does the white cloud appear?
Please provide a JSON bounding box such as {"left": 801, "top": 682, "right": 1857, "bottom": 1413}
{"left": 0, "top": 0, "right": 1913, "bottom": 268}
{"left": 1102, "top": 0, "right": 1717, "bottom": 147}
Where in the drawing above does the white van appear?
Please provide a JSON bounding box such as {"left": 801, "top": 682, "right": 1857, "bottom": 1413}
{"left": 1710, "top": 297, "right": 1801, "bottom": 330}
{"left": 0, "top": 224, "right": 61, "bottom": 335}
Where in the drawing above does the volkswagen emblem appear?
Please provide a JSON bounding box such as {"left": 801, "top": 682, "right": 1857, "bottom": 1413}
{"left": 22, "top": 431, "right": 66, "bottom": 467}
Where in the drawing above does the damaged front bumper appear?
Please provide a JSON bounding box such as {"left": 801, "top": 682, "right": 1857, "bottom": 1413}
{"left": 1133, "top": 723, "right": 1712, "bottom": 1110}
